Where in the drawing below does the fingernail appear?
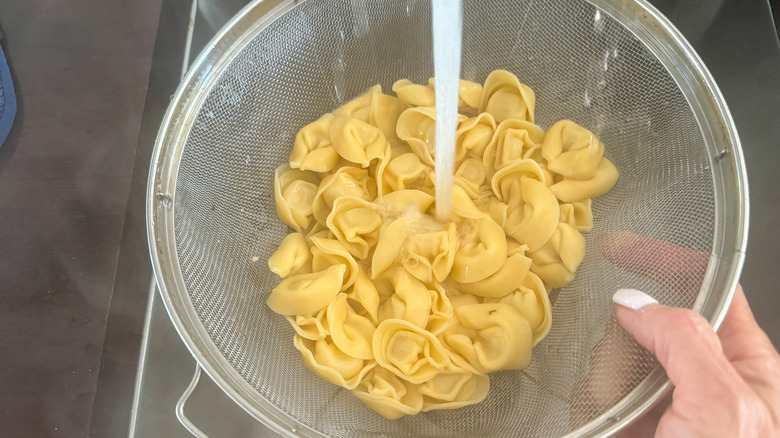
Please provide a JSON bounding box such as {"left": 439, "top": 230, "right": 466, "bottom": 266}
{"left": 612, "top": 288, "right": 658, "bottom": 310}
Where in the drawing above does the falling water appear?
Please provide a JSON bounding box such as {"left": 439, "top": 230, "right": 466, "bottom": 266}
{"left": 431, "top": 0, "right": 462, "bottom": 221}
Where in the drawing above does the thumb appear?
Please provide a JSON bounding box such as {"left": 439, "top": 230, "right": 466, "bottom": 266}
{"left": 612, "top": 289, "right": 740, "bottom": 393}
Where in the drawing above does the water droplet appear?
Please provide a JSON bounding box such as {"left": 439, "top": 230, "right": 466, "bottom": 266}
{"left": 597, "top": 79, "right": 606, "bottom": 90}
{"left": 584, "top": 91, "right": 592, "bottom": 108}
{"left": 206, "top": 110, "right": 215, "bottom": 119}
{"left": 245, "top": 156, "right": 250, "bottom": 165}
{"left": 291, "top": 427, "right": 297, "bottom": 433}
{"left": 156, "top": 192, "right": 173, "bottom": 209}
{"left": 594, "top": 10, "right": 605, "bottom": 32}
{"left": 54, "top": 427, "right": 58, "bottom": 431}
{"left": 405, "top": 2, "right": 411, "bottom": 16}
{"left": 72, "top": 370, "right": 76, "bottom": 374}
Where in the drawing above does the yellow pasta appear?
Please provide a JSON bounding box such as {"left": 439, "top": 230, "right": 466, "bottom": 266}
{"left": 352, "top": 367, "right": 424, "bottom": 419}
{"left": 372, "top": 318, "right": 452, "bottom": 384}
{"left": 480, "top": 70, "right": 536, "bottom": 123}
{"left": 442, "top": 303, "right": 533, "bottom": 372}
{"left": 327, "top": 293, "right": 376, "bottom": 360}
{"left": 329, "top": 116, "right": 390, "bottom": 168}
{"left": 273, "top": 165, "right": 320, "bottom": 232}
{"left": 265, "top": 70, "right": 618, "bottom": 419}
{"left": 288, "top": 114, "right": 341, "bottom": 172}
{"left": 267, "top": 232, "right": 311, "bottom": 278}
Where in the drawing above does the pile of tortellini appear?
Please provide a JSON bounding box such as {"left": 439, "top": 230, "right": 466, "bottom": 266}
{"left": 266, "top": 70, "right": 618, "bottom": 419}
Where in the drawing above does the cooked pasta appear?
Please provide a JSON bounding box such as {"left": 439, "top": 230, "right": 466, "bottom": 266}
{"left": 266, "top": 70, "right": 618, "bottom": 418}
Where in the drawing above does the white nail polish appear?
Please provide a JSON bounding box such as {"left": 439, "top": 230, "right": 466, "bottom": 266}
{"left": 612, "top": 288, "right": 658, "bottom": 310}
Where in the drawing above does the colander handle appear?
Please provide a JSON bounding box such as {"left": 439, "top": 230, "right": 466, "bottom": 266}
{"left": 175, "top": 364, "right": 209, "bottom": 438}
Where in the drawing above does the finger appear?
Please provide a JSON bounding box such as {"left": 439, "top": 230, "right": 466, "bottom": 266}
{"left": 612, "top": 289, "right": 742, "bottom": 393}
{"left": 717, "top": 285, "right": 780, "bottom": 415}
{"left": 718, "top": 285, "right": 776, "bottom": 362}
{"left": 601, "top": 231, "right": 708, "bottom": 294}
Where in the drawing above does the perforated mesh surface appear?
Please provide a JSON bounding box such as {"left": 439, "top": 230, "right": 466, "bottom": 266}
{"left": 170, "top": 0, "right": 716, "bottom": 436}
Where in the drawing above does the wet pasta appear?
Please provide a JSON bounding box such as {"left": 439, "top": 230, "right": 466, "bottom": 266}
{"left": 265, "top": 70, "right": 618, "bottom": 418}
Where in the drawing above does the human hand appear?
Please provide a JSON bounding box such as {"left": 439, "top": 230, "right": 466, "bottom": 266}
{"left": 605, "top": 233, "right": 780, "bottom": 437}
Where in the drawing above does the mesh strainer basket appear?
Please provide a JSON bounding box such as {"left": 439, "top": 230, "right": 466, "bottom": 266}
{"left": 147, "top": 0, "right": 748, "bottom": 436}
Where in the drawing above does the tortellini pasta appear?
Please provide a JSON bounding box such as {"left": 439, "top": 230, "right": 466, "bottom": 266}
{"left": 265, "top": 71, "right": 618, "bottom": 419}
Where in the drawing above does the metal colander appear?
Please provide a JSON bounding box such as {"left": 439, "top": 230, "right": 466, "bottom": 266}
{"left": 147, "top": 0, "right": 748, "bottom": 437}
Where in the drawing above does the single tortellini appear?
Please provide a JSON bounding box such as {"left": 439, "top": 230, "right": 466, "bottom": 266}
{"left": 266, "top": 264, "right": 345, "bottom": 315}
{"left": 403, "top": 223, "right": 459, "bottom": 283}
{"left": 333, "top": 84, "right": 382, "bottom": 122}
{"left": 483, "top": 119, "right": 545, "bottom": 174}
{"left": 397, "top": 107, "right": 469, "bottom": 166}
{"left": 396, "top": 106, "right": 437, "bottom": 166}
{"left": 289, "top": 114, "right": 341, "bottom": 172}
{"left": 452, "top": 216, "right": 508, "bottom": 283}
{"left": 330, "top": 116, "right": 391, "bottom": 168}
{"left": 542, "top": 120, "right": 604, "bottom": 179}
{"left": 372, "top": 318, "right": 452, "bottom": 384}
{"left": 312, "top": 167, "right": 376, "bottom": 224}
{"left": 491, "top": 158, "right": 547, "bottom": 200}
{"left": 549, "top": 158, "right": 619, "bottom": 203}
{"left": 310, "top": 235, "right": 359, "bottom": 291}
{"left": 419, "top": 367, "right": 490, "bottom": 411}
{"left": 528, "top": 222, "right": 586, "bottom": 288}
{"left": 456, "top": 113, "right": 496, "bottom": 163}
{"left": 267, "top": 233, "right": 311, "bottom": 278}
{"left": 560, "top": 199, "right": 594, "bottom": 232}
{"left": 294, "top": 335, "right": 376, "bottom": 390}
{"left": 371, "top": 212, "right": 454, "bottom": 282}
{"left": 485, "top": 271, "right": 552, "bottom": 345}
{"left": 378, "top": 269, "right": 432, "bottom": 329}
{"left": 326, "top": 196, "right": 383, "bottom": 259}
{"left": 458, "top": 252, "right": 533, "bottom": 298}
{"left": 352, "top": 367, "right": 424, "bottom": 419}
{"left": 480, "top": 70, "right": 536, "bottom": 123}
{"left": 274, "top": 165, "right": 320, "bottom": 232}
{"left": 501, "top": 176, "right": 560, "bottom": 252}
{"left": 392, "top": 79, "right": 436, "bottom": 107}
{"left": 327, "top": 293, "right": 375, "bottom": 360}
{"left": 442, "top": 303, "right": 533, "bottom": 373}
{"left": 378, "top": 152, "right": 433, "bottom": 195}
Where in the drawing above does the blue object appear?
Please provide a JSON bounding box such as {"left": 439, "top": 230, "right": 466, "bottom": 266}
{"left": 0, "top": 43, "right": 17, "bottom": 148}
